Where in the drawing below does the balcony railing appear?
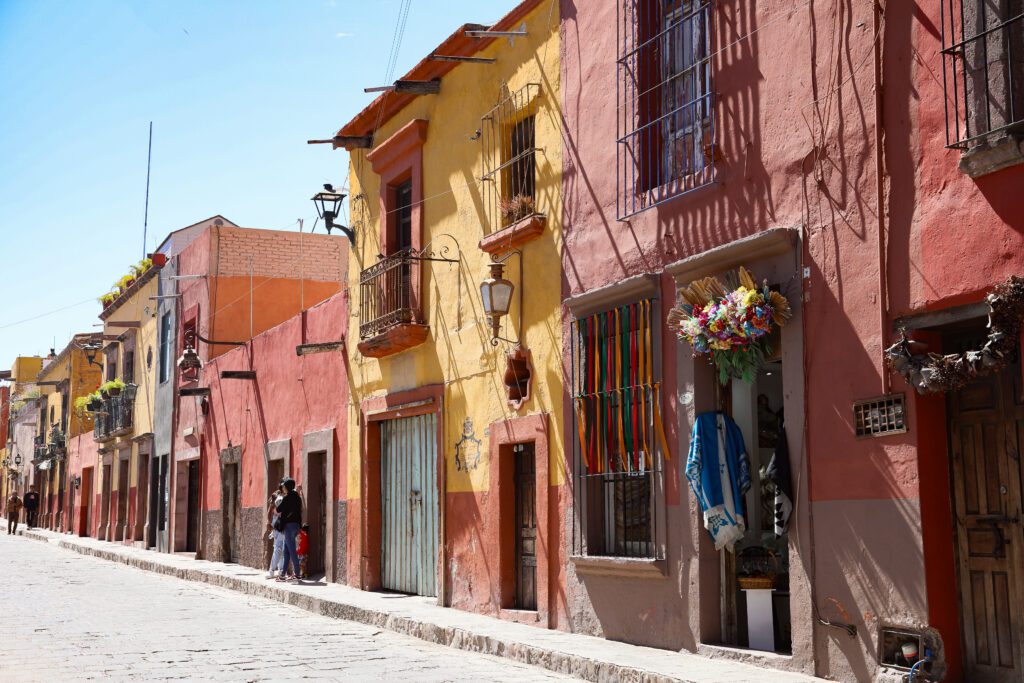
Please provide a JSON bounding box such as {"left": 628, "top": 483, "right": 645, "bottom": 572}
{"left": 92, "top": 395, "right": 134, "bottom": 441}
{"left": 942, "top": 4, "right": 1024, "bottom": 148}
{"left": 359, "top": 248, "right": 420, "bottom": 339}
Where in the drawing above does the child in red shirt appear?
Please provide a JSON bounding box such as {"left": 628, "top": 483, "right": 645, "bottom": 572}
{"left": 297, "top": 524, "right": 310, "bottom": 579}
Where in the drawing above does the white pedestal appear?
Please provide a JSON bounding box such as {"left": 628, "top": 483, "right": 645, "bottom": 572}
{"left": 742, "top": 588, "right": 775, "bottom": 652}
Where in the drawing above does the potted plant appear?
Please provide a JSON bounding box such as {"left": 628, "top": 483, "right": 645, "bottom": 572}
{"left": 100, "top": 292, "right": 116, "bottom": 309}
{"left": 499, "top": 194, "right": 535, "bottom": 225}
{"left": 150, "top": 253, "right": 167, "bottom": 267}
{"left": 86, "top": 392, "right": 103, "bottom": 411}
{"left": 116, "top": 274, "right": 135, "bottom": 293}
{"left": 101, "top": 379, "right": 126, "bottom": 397}
{"left": 73, "top": 395, "right": 91, "bottom": 418}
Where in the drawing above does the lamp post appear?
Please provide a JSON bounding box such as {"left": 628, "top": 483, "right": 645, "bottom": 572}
{"left": 311, "top": 184, "right": 354, "bottom": 244}
{"left": 479, "top": 251, "right": 523, "bottom": 346}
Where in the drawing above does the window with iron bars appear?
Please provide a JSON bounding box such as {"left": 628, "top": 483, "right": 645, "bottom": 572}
{"left": 570, "top": 299, "right": 668, "bottom": 559}
{"left": 941, "top": 1, "right": 1024, "bottom": 149}
{"left": 618, "top": 0, "right": 715, "bottom": 220}
{"left": 480, "top": 83, "right": 541, "bottom": 231}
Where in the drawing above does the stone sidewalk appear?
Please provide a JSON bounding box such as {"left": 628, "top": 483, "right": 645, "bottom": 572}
{"left": 18, "top": 526, "right": 821, "bottom": 683}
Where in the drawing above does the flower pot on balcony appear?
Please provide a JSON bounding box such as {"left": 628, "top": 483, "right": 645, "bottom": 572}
{"left": 100, "top": 390, "right": 109, "bottom": 399}
{"left": 150, "top": 253, "right": 167, "bottom": 267}
{"left": 106, "top": 387, "right": 121, "bottom": 397}
{"left": 87, "top": 398, "right": 102, "bottom": 411}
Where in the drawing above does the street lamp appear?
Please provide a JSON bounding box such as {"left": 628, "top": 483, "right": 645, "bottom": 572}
{"left": 123, "top": 382, "right": 139, "bottom": 402}
{"left": 311, "top": 184, "right": 354, "bottom": 244}
{"left": 177, "top": 345, "right": 202, "bottom": 374}
{"left": 81, "top": 341, "right": 103, "bottom": 369}
{"left": 480, "top": 259, "right": 517, "bottom": 346}
{"left": 13, "top": 452, "right": 21, "bottom": 467}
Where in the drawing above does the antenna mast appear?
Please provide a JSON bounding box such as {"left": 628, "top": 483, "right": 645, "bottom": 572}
{"left": 143, "top": 121, "right": 153, "bottom": 257}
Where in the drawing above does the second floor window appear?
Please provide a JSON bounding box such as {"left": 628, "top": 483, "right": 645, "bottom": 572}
{"left": 941, "top": 2, "right": 1024, "bottom": 149}
{"left": 159, "top": 312, "right": 172, "bottom": 384}
{"left": 618, "top": 0, "right": 714, "bottom": 219}
{"left": 481, "top": 83, "right": 541, "bottom": 229}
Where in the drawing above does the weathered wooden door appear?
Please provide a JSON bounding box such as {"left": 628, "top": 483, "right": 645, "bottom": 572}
{"left": 186, "top": 460, "right": 200, "bottom": 553}
{"left": 949, "top": 360, "right": 1024, "bottom": 682}
{"left": 306, "top": 451, "right": 327, "bottom": 575}
{"left": 381, "top": 413, "right": 438, "bottom": 597}
{"left": 222, "top": 463, "right": 240, "bottom": 563}
{"left": 514, "top": 443, "right": 537, "bottom": 610}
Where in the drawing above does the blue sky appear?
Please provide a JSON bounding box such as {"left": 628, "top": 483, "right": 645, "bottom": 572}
{"left": 0, "top": 0, "right": 509, "bottom": 366}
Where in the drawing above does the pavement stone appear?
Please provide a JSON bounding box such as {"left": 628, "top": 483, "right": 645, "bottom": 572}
{"left": 8, "top": 524, "right": 825, "bottom": 682}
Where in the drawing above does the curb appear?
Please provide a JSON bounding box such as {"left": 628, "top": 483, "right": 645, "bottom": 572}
{"left": 22, "top": 530, "right": 679, "bottom": 683}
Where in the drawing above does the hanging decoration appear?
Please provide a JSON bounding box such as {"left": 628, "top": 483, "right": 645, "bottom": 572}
{"left": 668, "top": 267, "right": 792, "bottom": 385}
{"left": 572, "top": 299, "right": 671, "bottom": 475}
{"left": 886, "top": 275, "right": 1024, "bottom": 394}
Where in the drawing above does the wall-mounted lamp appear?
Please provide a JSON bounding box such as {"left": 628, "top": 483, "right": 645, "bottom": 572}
{"left": 178, "top": 344, "right": 201, "bottom": 382}
{"left": 81, "top": 342, "right": 103, "bottom": 369}
{"left": 312, "top": 183, "right": 354, "bottom": 244}
{"left": 71, "top": 474, "right": 81, "bottom": 489}
{"left": 479, "top": 250, "right": 522, "bottom": 346}
{"left": 123, "top": 382, "right": 139, "bottom": 402}
{"left": 13, "top": 452, "right": 21, "bottom": 467}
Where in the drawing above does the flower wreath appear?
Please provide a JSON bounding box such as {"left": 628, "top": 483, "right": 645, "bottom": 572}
{"left": 886, "top": 275, "right": 1024, "bottom": 394}
{"left": 668, "top": 267, "right": 793, "bottom": 384}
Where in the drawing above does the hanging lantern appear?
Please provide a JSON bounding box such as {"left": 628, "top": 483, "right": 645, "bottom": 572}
{"left": 123, "top": 382, "right": 139, "bottom": 402}
{"left": 177, "top": 344, "right": 202, "bottom": 373}
{"left": 479, "top": 261, "right": 515, "bottom": 343}
{"left": 311, "top": 184, "right": 354, "bottom": 244}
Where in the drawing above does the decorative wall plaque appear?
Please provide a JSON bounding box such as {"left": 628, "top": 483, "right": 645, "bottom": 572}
{"left": 454, "top": 417, "right": 482, "bottom": 472}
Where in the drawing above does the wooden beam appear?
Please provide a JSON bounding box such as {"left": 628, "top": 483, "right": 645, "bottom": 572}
{"left": 295, "top": 340, "right": 346, "bottom": 356}
{"left": 179, "top": 387, "right": 210, "bottom": 397}
{"left": 394, "top": 79, "right": 441, "bottom": 95}
{"left": 220, "top": 370, "right": 257, "bottom": 380}
{"left": 105, "top": 321, "right": 141, "bottom": 328}
{"left": 892, "top": 302, "right": 989, "bottom": 332}
{"left": 428, "top": 54, "right": 496, "bottom": 64}
{"left": 308, "top": 135, "right": 372, "bottom": 149}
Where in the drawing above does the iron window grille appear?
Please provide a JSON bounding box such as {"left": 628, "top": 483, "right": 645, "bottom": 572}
{"left": 853, "top": 394, "right": 907, "bottom": 438}
{"left": 941, "top": 1, "right": 1024, "bottom": 148}
{"left": 570, "top": 299, "right": 666, "bottom": 559}
{"left": 618, "top": 0, "right": 715, "bottom": 220}
{"left": 480, "top": 83, "right": 542, "bottom": 231}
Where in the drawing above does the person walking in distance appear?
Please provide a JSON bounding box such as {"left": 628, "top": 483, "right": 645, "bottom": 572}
{"left": 23, "top": 486, "right": 39, "bottom": 529}
{"left": 266, "top": 484, "right": 286, "bottom": 580}
{"left": 275, "top": 478, "right": 302, "bottom": 584}
{"left": 6, "top": 491, "right": 23, "bottom": 535}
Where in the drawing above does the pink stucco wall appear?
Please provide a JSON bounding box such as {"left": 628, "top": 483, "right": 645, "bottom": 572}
{"left": 560, "top": 1, "right": 1021, "bottom": 680}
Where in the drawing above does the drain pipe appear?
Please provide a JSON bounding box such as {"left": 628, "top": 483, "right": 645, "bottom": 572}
{"left": 873, "top": 0, "right": 890, "bottom": 393}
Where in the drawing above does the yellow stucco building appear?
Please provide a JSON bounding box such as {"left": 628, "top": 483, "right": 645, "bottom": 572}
{"left": 92, "top": 260, "right": 161, "bottom": 544}
{"left": 335, "top": 0, "right": 564, "bottom": 624}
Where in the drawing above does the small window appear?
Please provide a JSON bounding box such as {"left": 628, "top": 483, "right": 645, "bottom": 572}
{"left": 393, "top": 179, "right": 413, "bottom": 252}
{"left": 571, "top": 298, "right": 665, "bottom": 558}
{"left": 941, "top": 3, "right": 1024, "bottom": 148}
{"left": 481, "top": 83, "right": 541, "bottom": 229}
{"left": 159, "top": 312, "right": 172, "bottom": 383}
{"left": 123, "top": 350, "right": 135, "bottom": 384}
{"left": 618, "top": 0, "right": 715, "bottom": 219}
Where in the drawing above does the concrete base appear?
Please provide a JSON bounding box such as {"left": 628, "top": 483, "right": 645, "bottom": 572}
{"left": 19, "top": 525, "right": 822, "bottom": 683}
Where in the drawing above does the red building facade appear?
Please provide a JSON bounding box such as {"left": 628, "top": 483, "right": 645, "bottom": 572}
{"left": 559, "top": 1, "right": 1023, "bottom": 681}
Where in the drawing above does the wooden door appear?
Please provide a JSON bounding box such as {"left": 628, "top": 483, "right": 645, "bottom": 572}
{"left": 116, "top": 458, "right": 129, "bottom": 541}
{"left": 949, "top": 360, "right": 1024, "bottom": 682}
{"left": 514, "top": 444, "right": 537, "bottom": 610}
{"left": 80, "top": 467, "right": 93, "bottom": 538}
{"left": 100, "top": 463, "right": 111, "bottom": 540}
{"left": 223, "top": 463, "right": 240, "bottom": 563}
{"left": 306, "top": 451, "right": 327, "bottom": 575}
{"left": 186, "top": 460, "right": 200, "bottom": 553}
{"left": 381, "top": 413, "right": 438, "bottom": 597}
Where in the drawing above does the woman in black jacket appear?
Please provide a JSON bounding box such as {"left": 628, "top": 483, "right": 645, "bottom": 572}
{"left": 275, "top": 478, "right": 303, "bottom": 583}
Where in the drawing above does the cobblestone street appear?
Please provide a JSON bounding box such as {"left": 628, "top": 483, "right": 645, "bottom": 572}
{"left": 0, "top": 533, "right": 567, "bottom": 682}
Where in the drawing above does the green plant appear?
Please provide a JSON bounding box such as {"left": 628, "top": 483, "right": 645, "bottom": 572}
{"left": 138, "top": 257, "right": 153, "bottom": 272}
{"left": 99, "top": 378, "right": 125, "bottom": 394}
{"left": 115, "top": 274, "right": 134, "bottom": 292}
{"left": 99, "top": 292, "right": 116, "bottom": 305}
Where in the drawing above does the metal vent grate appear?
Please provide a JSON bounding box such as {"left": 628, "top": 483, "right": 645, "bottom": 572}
{"left": 853, "top": 394, "right": 907, "bottom": 438}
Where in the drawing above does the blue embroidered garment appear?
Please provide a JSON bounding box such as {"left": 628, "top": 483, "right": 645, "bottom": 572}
{"left": 686, "top": 412, "right": 751, "bottom": 552}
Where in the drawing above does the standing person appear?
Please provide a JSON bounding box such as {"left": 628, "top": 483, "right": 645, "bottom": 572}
{"left": 296, "top": 524, "right": 310, "bottom": 579}
{"left": 275, "top": 478, "right": 302, "bottom": 584}
{"left": 265, "top": 485, "right": 286, "bottom": 580}
{"left": 6, "top": 491, "right": 23, "bottom": 535}
{"left": 23, "top": 486, "right": 39, "bottom": 529}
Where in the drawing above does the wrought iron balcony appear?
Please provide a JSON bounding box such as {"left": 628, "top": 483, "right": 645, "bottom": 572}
{"left": 359, "top": 248, "right": 421, "bottom": 340}
{"left": 92, "top": 395, "right": 134, "bottom": 441}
